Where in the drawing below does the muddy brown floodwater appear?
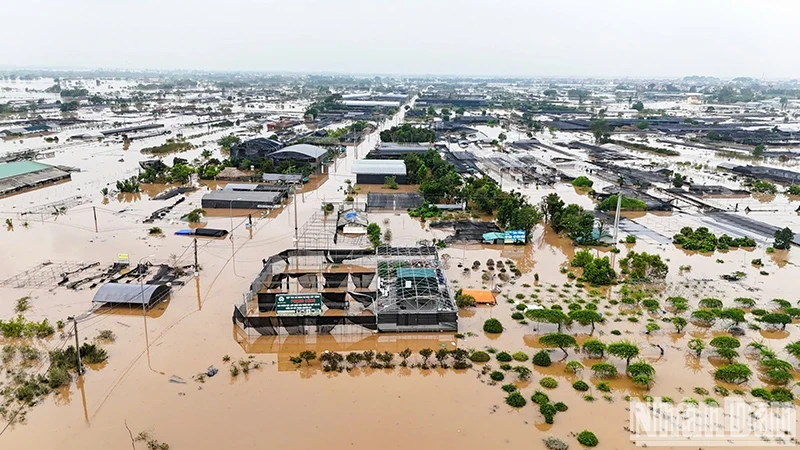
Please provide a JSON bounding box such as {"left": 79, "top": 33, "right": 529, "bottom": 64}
{"left": 2, "top": 109, "right": 800, "bottom": 450}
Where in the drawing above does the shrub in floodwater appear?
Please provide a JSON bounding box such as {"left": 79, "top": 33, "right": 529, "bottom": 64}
{"left": 532, "top": 350, "right": 552, "bottom": 367}
{"left": 531, "top": 390, "right": 550, "bottom": 405}
{"left": 511, "top": 351, "right": 528, "bottom": 362}
{"left": 483, "top": 318, "right": 503, "bottom": 334}
{"left": 505, "top": 391, "right": 526, "bottom": 408}
{"left": 490, "top": 371, "right": 505, "bottom": 381}
{"left": 540, "top": 377, "right": 558, "bottom": 389}
{"left": 469, "top": 351, "right": 490, "bottom": 363}
{"left": 511, "top": 312, "right": 524, "bottom": 320}
{"left": 572, "top": 380, "right": 590, "bottom": 391}
{"left": 495, "top": 351, "right": 512, "bottom": 362}
{"left": 577, "top": 431, "right": 599, "bottom": 447}
{"left": 553, "top": 401, "right": 568, "bottom": 412}
{"left": 501, "top": 383, "right": 517, "bottom": 393}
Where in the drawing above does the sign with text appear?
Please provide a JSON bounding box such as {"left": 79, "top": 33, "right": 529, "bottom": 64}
{"left": 275, "top": 293, "right": 323, "bottom": 316}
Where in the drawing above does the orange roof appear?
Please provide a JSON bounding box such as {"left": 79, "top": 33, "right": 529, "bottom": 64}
{"left": 461, "top": 289, "right": 496, "bottom": 304}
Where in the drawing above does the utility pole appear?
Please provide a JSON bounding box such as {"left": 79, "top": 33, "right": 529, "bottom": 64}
{"left": 193, "top": 238, "right": 198, "bottom": 271}
{"left": 293, "top": 186, "right": 299, "bottom": 251}
{"left": 612, "top": 192, "right": 622, "bottom": 242}
{"left": 70, "top": 316, "right": 83, "bottom": 375}
{"left": 92, "top": 207, "right": 98, "bottom": 233}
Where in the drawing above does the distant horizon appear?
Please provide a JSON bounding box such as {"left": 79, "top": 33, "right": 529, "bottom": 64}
{"left": 0, "top": 66, "right": 794, "bottom": 83}
{"left": 4, "top": 0, "right": 799, "bottom": 80}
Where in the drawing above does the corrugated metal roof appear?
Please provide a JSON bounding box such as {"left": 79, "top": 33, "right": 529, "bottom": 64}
{"left": 396, "top": 268, "right": 437, "bottom": 279}
{"left": 271, "top": 144, "right": 327, "bottom": 159}
{"left": 0, "top": 161, "right": 53, "bottom": 180}
{"left": 92, "top": 283, "right": 170, "bottom": 305}
{"left": 352, "top": 160, "right": 406, "bottom": 175}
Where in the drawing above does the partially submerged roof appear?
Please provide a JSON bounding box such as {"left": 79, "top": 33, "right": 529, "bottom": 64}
{"left": 460, "top": 289, "right": 496, "bottom": 305}
{"left": 270, "top": 144, "right": 327, "bottom": 159}
{"left": 0, "top": 161, "right": 54, "bottom": 180}
{"left": 92, "top": 283, "right": 170, "bottom": 307}
{"left": 396, "top": 267, "right": 437, "bottom": 279}
{"left": 262, "top": 173, "right": 303, "bottom": 183}
{"left": 352, "top": 159, "right": 407, "bottom": 175}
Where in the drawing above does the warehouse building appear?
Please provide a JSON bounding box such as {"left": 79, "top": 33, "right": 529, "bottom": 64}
{"left": 269, "top": 144, "right": 329, "bottom": 168}
{"left": 230, "top": 138, "right": 284, "bottom": 160}
{"left": 0, "top": 161, "right": 71, "bottom": 197}
{"left": 201, "top": 188, "right": 289, "bottom": 209}
{"left": 352, "top": 160, "right": 407, "bottom": 184}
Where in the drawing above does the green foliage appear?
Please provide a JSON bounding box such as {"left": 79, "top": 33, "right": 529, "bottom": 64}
{"left": 509, "top": 351, "right": 527, "bottom": 362}
{"left": 577, "top": 431, "right": 598, "bottom": 447}
{"left": 501, "top": 383, "right": 518, "bottom": 393}
{"left": 540, "top": 377, "right": 558, "bottom": 389}
{"left": 625, "top": 234, "right": 637, "bottom": 244}
{"left": 590, "top": 118, "right": 610, "bottom": 143}
{"left": 490, "top": 370, "right": 505, "bottom": 381}
{"left": 483, "top": 318, "right": 503, "bottom": 334}
{"left": 505, "top": 391, "right": 526, "bottom": 408}
{"left": 379, "top": 124, "right": 435, "bottom": 143}
{"left": 572, "top": 380, "right": 590, "bottom": 392}
{"left": 596, "top": 195, "right": 647, "bottom": 212}
{"left": 758, "top": 313, "right": 791, "bottom": 329}
{"left": 148, "top": 227, "right": 163, "bottom": 235}
{"left": 690, "top": 309, "right": 716, "bottom": 326}
{"left": 618, "top": 250, "right": 669, "bottom": 281}
{"left": 495, "top": 351, "right": 512, "bottom": 362}
{"left": 582, "top": 255, "right": 617, "bottom": 285}
{"left": 571, "top": 176, "right": 594, "bottom": 188}
{"left": 185, "top": 208, "right": 206, "bottom": 223}
{"left": 673, "top": 226, "right": 755, "bottom": 252}
{"left": 565, "top": 360, "right": 584, "bottom": 374}
{"left": 570, "top": 249, "right": 593, "bottom": 267}
{"left": 0, "top": 316, "right": 54, "bottom": 338}
{"left": 591, "top": 362, "right": 617, "bottom": 378}
{"left": 367, "top": 223, "right": 381, "bottom": 248}
{"left": 14, "top": 296, "right": 30, "bottom": 313}
{"left": 532, "top": 350, "right": 552, "bottom": 367}
{"left": 115, "top": 176, "right": 141, "bottom": 193}
{"left": 699, "top": 298, "right": 723, "bottom": 309}
{"left": 607, "top": 340, "right": 640, "bottom": 365}
{"left": 469, "top": 351, "right": 490, "bottom": 363}
{"left": 538, "top": 333, "right": 577, "bottom": 355}
{"left": 531, "top": 390, "right": 550, "bottom": 404}
{"left": 751, "top": 179, "right": 777, "bottom": 194}
{"left": 787, "top": 185, "right": 800, "bottom": 196}
{"left": 714, "top": 363, "right": 752, "bottom": 384}
{"left": 142, "top": 139, "right": 193, "bottom": 154}
{"left": 408, "top": 203, "right": 441, "bottom": 220}
{"left": 582, "top": 339, "right": 607, "bottom": 358}
{"left": 773, "top": 227, "right": 794, "bottom": 250}
{"left": 540, "top": 194, "right": 595, "bottom": 243}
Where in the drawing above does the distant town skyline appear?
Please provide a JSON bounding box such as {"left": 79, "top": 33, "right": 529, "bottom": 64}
{"left": 4, "top": 0, "right": 799, "bottom": 79}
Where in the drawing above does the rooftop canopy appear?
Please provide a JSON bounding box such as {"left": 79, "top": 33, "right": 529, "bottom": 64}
{"left": 270, "top": 144, "right": 328, "bottom": 160}
{"left": 92, "top": 283, "right": 170, "bottom": 308}
{"left": 352, "top": 159, "right": 407, "bottom": 175}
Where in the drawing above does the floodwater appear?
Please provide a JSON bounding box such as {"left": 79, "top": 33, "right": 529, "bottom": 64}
{"left": 1, "top": 91, "right": 800, "bottom": 449}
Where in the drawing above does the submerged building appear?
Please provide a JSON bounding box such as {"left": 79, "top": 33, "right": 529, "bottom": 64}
{"left": 0, "top": 161, "right": 71, "bottom": 197}
{"left": 232, "top": 245, "right": 457, "bottom": 335}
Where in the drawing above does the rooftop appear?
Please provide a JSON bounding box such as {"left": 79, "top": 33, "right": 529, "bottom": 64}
{"left": 271, "top": 144, "right": 328, "bottom": 159}
{"left": 352, "top": 159, "right": 407, "bottom": 175}
{"left": 0, "top": 161, "right": 54, "bottom": 180}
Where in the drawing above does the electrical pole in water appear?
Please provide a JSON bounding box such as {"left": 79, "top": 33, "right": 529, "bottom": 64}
{"left": 92, "top": 207, "right": 98, "bottom": 233}
{"left": 70, "top": 316, "right": 83, "bottom": 375}
{"left": 293, "top": 186, "right": 299, "bottom": 251}
{"left": 612, "top": 192, "right": 622, "bottom": 242}
{"left": 193, "top": 238, "right": 198, "bottom": 271}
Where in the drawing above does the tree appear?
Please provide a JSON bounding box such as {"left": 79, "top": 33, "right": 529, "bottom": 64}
{"left": 786, "top": 341, "right": 800, "bottom": 359}
{"left": 589, "top": 118, "right": 610, "bottom": 143}
{"left": 582, "top": 339, "right": 606, "bottom": 358}
{"left": 582, "top": 256, "right": 617, "bottom": 285}
{"left": 618, "top": 251, "right": 668, "bottom": 281}
{"left": 631, "top": 100, "right": 644, "bottom": 112}
{"left": 672, "top": 317, "right": 687, "bottom": 333}
{"left": 672, "top": 173, "right": 686, "bottom": 188}
{"left": 419, "top": 348, "right": 433, "bottom": 364}
{"left": 538, "top": 333, "right": 577, "bottom": 357}
{"left": 525, "top": 308, "right": 569, "bottom": 332}
{"left": 591, "top": 362, "right": 617, "bottom": 378}
{"left": 565, "top": 360, "right": 584, "bottom": 375}
{"left": 185, "top": 208, "right": 206, "bottom": 223}
{"left": 607, "top": 340, "right": 639, "bottom": 366}
{"left": 717, "top": 308, "right": 745, "bottom": 326}
{"left": 688, "top": 338, "right": 705, "bottom": 357}
{"left": 366, "top": 223, "right": 381, "bottom": 248}
{"left": 698, "top": 298, "right": 723, "bottom": 309}
{"left": 690, "top": 309, "right": 716, "bottom": 326}
{"left": 710, "top": 336, "right": 741, "bottom": 350}
{"left": 299, "top": 350, "right": 316, "bottom": 366}
{"left": 568, "top": 310, "right": 603, "bottom": 333}
{"left": 218, "top": 134, "right": 241, "bottom": 151}
{"left": 498, "top": 132, "right": 507, "bottom": 143}
{"left": 399, "top": 348, "right": 412, "bottom": 363}
{"left": 714, "top": 363, "right": 752, "bottom": 384}
{"left": 626, "top": 361, "right": 655, "bottom": 379}
{"left": 753, "top": 144, "right": 765, "bottom": 157}
{"left": 773, "top": 227, "right": 794, "bottom": 250}
{"left": 759, "top": 313, "right": 791, "bottom": 330}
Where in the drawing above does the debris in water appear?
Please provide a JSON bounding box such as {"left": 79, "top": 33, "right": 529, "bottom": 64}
{"left": 169, "top": 375, "right": 186, "bottom": 384}
{"left": 206, "top": 366, "right": 218, "bottom": 377}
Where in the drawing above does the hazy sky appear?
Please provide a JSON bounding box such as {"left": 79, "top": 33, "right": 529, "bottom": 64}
{"left": 4, "top": 0, "right": 799, "bottom": 78}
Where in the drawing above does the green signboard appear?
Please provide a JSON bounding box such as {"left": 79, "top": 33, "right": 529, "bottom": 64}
{"left": 275, "top": 293, "right": 323, "bottom": 316}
